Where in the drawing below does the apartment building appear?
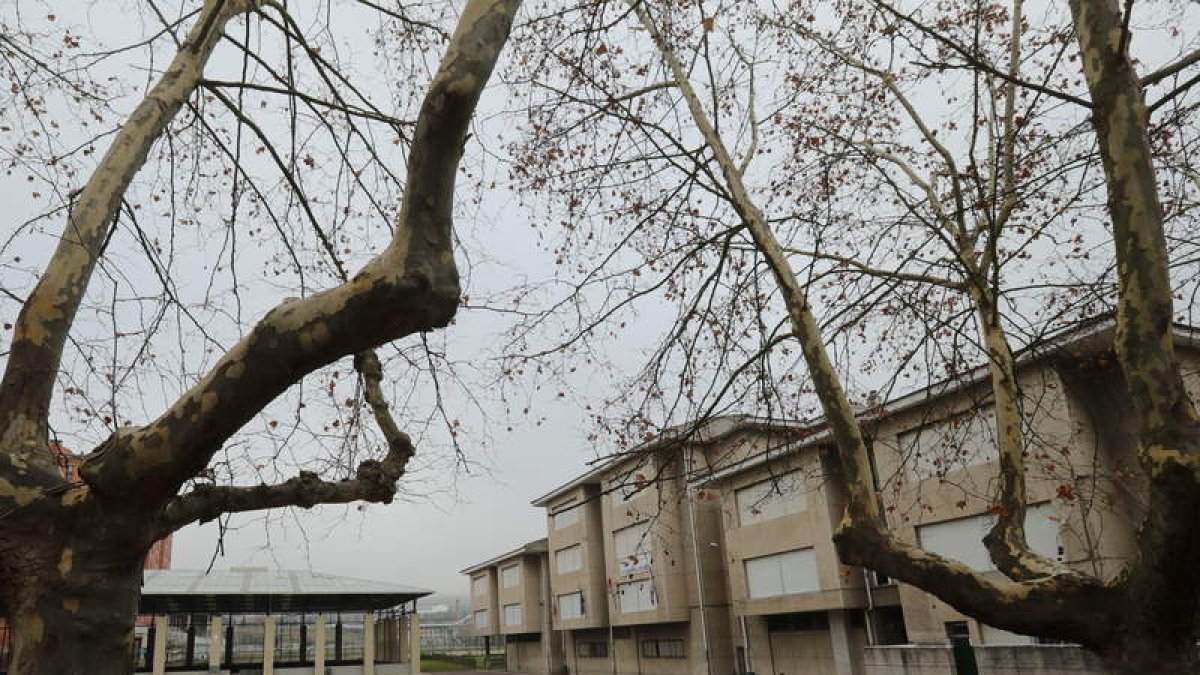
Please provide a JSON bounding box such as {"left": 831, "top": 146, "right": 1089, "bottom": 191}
{"left": 693, "top": 439, "right": 901, "bottom": 675}
{"left": 464, "top": 318, "right": 1198, "bottom": 675}
{"left": 526, "top": 418, "right": 812, "bottom": 675}
{"left": 461, "top": 539, "right": 563, "bottom": 673}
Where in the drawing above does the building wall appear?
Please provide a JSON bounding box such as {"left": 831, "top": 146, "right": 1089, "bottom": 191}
{"left": 602, "top": 456, "right": 690, "bottom": 626}
{"left": 716, "top": 447, "right": 867, "bottom": 618}
{"left": 862, "top": 644, "right": 1115, "bottom": 675}
{"left": 548, "top": 484, "right": 609, "bottom": 630}
{"left": 497, "top": 553, "right": 545, "bottom": 636}
{"left": 468, "top": 568, "right": 499, "bottom": 637}
{"left": 507, "top": 637, "right": 547, "bottom": 673}
{"left": 866, "top": 362, "right": 1137, "bottom": 645}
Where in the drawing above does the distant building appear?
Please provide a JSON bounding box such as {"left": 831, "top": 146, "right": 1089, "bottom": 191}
{"left": 133, "top": 567, "right": 428, "bottom": 674}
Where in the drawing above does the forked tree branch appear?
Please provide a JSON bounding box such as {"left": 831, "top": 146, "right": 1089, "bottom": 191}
{"left": 79, "top": 0, "right": 523, "bottom": 505}
{"left": 157, "top": 349, "right": 414, "bottom": 535}
{"left": 633, "top": 0, "right": 1111, "bottom": 643}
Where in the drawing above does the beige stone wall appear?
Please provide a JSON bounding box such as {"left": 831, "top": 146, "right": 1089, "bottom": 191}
{"left": 548, "top": 484, "right": 610, "bottom": 630}
{"left": 602, "top": 455, "right": 689, "bottom": 625}
{"left": 715, "top": 447, "right": 866, "bottom": 618}
{"left": 862, "top": 644, "right": 1114, "bottom": 675}
{"left": 469, "top": 567, "right": 499, "bottom": 637}
{"left": 866, "top": 362, "right": 1147, "bottom": 644}
{"left": 497, "top": 553, "right": 546, "bottom": 636}
{"left": 507, "top": 638, "right": 549, "bottom": 673}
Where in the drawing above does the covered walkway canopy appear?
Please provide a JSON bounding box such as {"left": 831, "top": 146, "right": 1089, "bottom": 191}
{"left": 139, "top": 568, "right": 432, "bottom": 615}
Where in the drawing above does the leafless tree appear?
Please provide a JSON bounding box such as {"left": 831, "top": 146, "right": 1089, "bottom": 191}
{"left": 0, "top": 0, "right": 520, "bottom": 672}
{"left": 502, "top": 0, "right": 1200, "bottom": 670}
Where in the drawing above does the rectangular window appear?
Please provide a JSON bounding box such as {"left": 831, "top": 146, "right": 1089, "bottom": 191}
{"left": 900, "top": 407, "right": 1000, "bottom": 480}
{"left": 617, "top": 579, "right": 657, "bottom": 613}
{"left": 736, "top": 470, "right": 808, "bottom": 526}
{"left": 641, "top": 639, "right": 685, "bottom": 658}
{"left": 474, "top": 610, "right": 489, "bottom": 629}
{"left": 576, "top": 641, "right": 609, "bottom": 658}
{"left": 916, "top": 502, "right": 1059, "bottom": 572}
{"left": 552, "top": 501, "right": 580, "bottom": 529}
{"left": 503, "top": 603, "right": 523, "bottom": 626}
{"left": 501, "top": 564, "right": 521, "bottom": 588}
{"left": 744, "top": 548, "right": 819, "bottom": 599}
{"left": 471, "top": 575, "right": 488, "bottom": 597}
{"left": 555, "top": 545, "right": 582, "bottom": 574}
{"left": 614, "top": 521, "right": 651, "bottom": 576}
{"left": 557, "top": 592, "right": 584, "bottom": 620}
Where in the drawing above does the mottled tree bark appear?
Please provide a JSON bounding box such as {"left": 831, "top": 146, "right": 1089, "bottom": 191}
{"left": 1069, "top": 0, "right": 1200, "bottom": 671}
{"left": 0, "top": 0, "right": 521, "bottom": 672}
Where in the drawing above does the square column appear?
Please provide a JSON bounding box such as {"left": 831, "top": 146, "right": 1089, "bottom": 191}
{"left": 152, "top": 615, "right": 169, "bottom": 675}
{"left": 314, "top": 614, "right": 327, "bottom": 673}
{"left": 263, "top": 615, "right": 277, "bottom": 675}
{"left": 364, "top": 613, "right": 376, "bottom": 675}
{"left": 410, "top": 613, "right": 422, "bottom": 674}
{"left": 828, "top": 610, "right": 857, "bottom": 675}
{"left": 208, "top": 616, "right": 223, "bottom": 673}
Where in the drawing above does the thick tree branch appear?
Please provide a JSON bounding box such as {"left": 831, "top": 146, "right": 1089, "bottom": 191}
{"left": 79, "top": 0, "right": 522, "bottom": 504}
{"left": 635, "top": 0, "right": 1109, "bottom": 643}
{"left": 0, "top": 0, "right": 258, "bottom": 462}
{"left": 157, "top": 459, "right": 409, "bottom": 535}
{"left": 158, "top": 347, "right": 412, "bottom": 534}
{"left": 1070, "top": 0, "right": 1200, "bottom": 665}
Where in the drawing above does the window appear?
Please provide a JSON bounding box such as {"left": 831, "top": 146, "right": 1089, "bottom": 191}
{"left": 576, "top": 641, "right": 609, "bottom": 658}
{"left": 501, "top": 564, "right": 521, "bottom": 588}
{"left": 744, "top": 548, "right": 819, "bottom": 599}
{"left": 555, "top": 545, "right": 582, "bottom": 574}
{"left": 614, "top": 521, "right": 651, "bottom": 576}
{"left": 557, "top": 592, "right": 584, "bottom": 620}
{"left": 474, "top": 610, "right": 489, "bottom": 629}
{"left": 503, "top": 603, "right": 523, "bottom": 626}
{"left": 900, "top": 407, "right": 1000, "bottom": 480}
{"left": 916, "top": 502, "right": 1059, "bottom": 572}
{"left": 617, "top": 579, "right": 657, "bottom": 613}
{"left": 641, "top": 639, "right": 685, "bottom": 658}
{"left": 471, "top": 575, "right": 488, "bottom": 597}
{"left": 736, "top": 470, "right": 807, "bottom": 526}
{"left": 552, "top": 501, "right": 580, "bottom": 529}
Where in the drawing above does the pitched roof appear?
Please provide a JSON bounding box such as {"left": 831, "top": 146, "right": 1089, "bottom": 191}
{"left": 139, "top": 568, "right": 431, "bottom": 614}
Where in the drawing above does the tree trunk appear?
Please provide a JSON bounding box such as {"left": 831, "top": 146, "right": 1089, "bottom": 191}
{"left": 7, "top": 570, "right": 142, "bottom": 675}
{"left": 0, "top": 501, "right": 151, "bottom": 675}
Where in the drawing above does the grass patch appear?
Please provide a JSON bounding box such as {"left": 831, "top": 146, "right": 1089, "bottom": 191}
{"left": 422, "top": 659, "right": 473, "bottom": 672}
{"left": 421, "top": 653, "right": 507, "bottom": 671}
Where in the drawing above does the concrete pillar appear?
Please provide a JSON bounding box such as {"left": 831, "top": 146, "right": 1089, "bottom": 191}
{"left": 314, "top": 614, "right": 327, "bottom": 673}
{"left": 152, "top": 615, "right": 169, "bottom": 675}
{"left": 364, "top": 613, "right": 376, "bottom": 675}
{"left": 263, "top": 615, "right": 277, "bottom": 675}
{"left": 828, "top": 610, "right": 857, "bottom": 675}
{"left": 410, "top": 613, "right": 422, "bottom": 674}
{"left": 208, "top": 616, "right": 223, "bottom": 673}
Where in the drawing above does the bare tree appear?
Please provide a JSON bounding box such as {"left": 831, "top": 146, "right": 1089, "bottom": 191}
{"left": 502, "top": 0, "right": 1200, "bottom": 670}
{"left": 0, "top": 0, "right": 520, "bottom": 672}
